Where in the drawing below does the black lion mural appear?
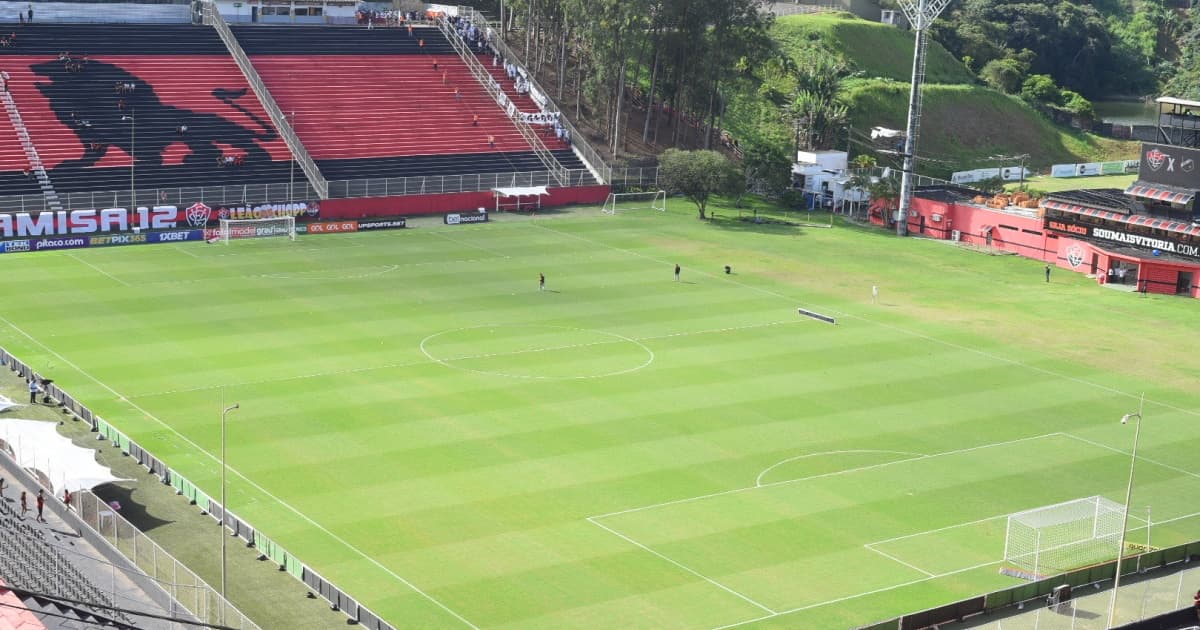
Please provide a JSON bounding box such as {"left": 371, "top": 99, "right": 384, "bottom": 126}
{"left": 32, "top": 59, "right": 278, "bottom": 169}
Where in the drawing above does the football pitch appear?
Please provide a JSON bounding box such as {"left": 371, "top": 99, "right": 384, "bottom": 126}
{"left": 2, "top": 206, "right": 1199, "bottom": 629}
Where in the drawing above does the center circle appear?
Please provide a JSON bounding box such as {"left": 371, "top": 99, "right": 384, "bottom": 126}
{"left": 419, "top": 325, "right": 654, "bottom": 380}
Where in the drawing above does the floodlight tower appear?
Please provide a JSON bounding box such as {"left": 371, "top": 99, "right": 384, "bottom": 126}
{"left": 894, "top": 0, "right": 953, "bottom": 236}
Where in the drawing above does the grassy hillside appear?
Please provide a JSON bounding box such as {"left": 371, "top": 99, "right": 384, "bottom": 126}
{"left": 737, "top": 12, "right": 1137, "bottom": 177}
{"left": 772, "top": 12, "right": 976, "bottom": 85}
{"left": 842, "top": 80, "right": 1136, "bottom": 176}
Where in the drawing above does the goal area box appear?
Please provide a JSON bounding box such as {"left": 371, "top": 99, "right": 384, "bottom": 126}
{"left": 1002, "top": 496, "right": 1124, "bottom": 579}
{"left": 603, "top": 190, "right": 666, "bottom": 215}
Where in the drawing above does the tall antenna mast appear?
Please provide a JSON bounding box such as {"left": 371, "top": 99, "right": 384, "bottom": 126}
{"left": 894, "top": 0, "right": 952, "bottom": 236}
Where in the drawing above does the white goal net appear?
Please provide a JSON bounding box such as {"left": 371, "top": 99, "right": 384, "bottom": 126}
{"left": 1003, "top": 496, "right": 1125, "bottom": 579}
{"left": 602, "top": 190, "right": 666, "bottom": 215}
{"left": 219, "top": 216, "right": 297, "bottom": 243}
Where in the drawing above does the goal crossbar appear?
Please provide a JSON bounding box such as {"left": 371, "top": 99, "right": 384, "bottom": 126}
{"left": 603, "top": 190, "right": 666, "bottom": 215}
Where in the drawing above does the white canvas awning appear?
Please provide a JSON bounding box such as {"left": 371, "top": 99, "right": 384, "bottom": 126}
{"left": 492, "top": 186, "right": 550, "bottom": 197}
{"left": 0, "top": 419, "right": 130, "bottom": 493}
{"left": 0, "top": 395, "right": 23, "bottom": 414}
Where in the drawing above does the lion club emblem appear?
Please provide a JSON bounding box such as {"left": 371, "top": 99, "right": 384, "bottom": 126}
{"left": 1145, "top": 149, "right": 1168, "bottom": 171}
{"left": 184, "top": 202, "right": 212, "bottom": 227}
{"left": 1065, "top": 244, "right": 1085, "bottom": 268}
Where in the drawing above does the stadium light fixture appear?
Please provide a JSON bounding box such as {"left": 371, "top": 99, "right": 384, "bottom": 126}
{"left": 1106, "top": 392, "right": 1145, "bottom": 629}
{"left": 221, "top": 402, "right": 240, "bottom": 620}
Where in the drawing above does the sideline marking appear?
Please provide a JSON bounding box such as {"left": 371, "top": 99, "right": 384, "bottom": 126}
{"left": 1062, "top": 432, "right": 1200, "bottom": 481}
{"left": 586, "top": 517, "right": 776, "bottom": 615}
{"left": 66, "top": 252, "right": 131, "bottom": 287}
{"left": 755, "top": 449, "right": 928, "bottom": 487}
{"left": 260, "top": 264, "right": 399, "bottom": 280}
{"left": 0, "top": 315, "right": 481, "bottom": 630}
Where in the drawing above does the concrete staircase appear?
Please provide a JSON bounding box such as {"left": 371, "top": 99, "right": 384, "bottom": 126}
{"left": 2, "top": 91, "right": 63, "bottom": 212}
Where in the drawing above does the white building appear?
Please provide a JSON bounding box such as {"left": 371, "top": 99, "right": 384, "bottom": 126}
{"left": 791, "top": 150, "right": 866, "bottom": 207}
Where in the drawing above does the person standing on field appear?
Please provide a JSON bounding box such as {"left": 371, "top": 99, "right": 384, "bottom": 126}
{"left": 1044, "top": 264, "right": 1051, "bottom": 282}
{"left": 674, "top": 264, "right": 681, "bottom": 282}
{"left": 872, "top": 285, "right": 879, "bottom": 304}
{"left": 28, "top": 378, "right": 39, "bottom": 404}
{"left": 539, "top": 273, "right": 545, "bottom": 291}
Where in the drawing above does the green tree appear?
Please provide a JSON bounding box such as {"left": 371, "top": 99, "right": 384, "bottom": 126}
{"left": 659, "top": 149, "right": 742, "bottom": 219}
{"left": 1020, "top": 74, "right": 1061, "bottom": 105}
{"left": 979, "top": 55, "right": 1030, "bottom": 94}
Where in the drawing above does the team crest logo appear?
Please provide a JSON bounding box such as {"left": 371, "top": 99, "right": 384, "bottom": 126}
{"left": 185, "top": 202, "right": 212, "bottom": 227}
{"left": 1145, "top": 149, "right": 1168, "bottom": 171}
{"left": 1065, "top": 245, "right": 1085, "bottom": 268}
{"left": 306, "top": 202, "right": 320, "bottom": 217}
{"left": 1183, "top": 158, "right": 1195, "bottom": 173}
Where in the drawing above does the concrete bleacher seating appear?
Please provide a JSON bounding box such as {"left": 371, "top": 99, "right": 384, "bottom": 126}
{"left": 0, "top": 24, "right": 293, "bottom": 200}
{"left": 234, "top": 25, "right": 591, "bottom": 184}
{"left": 0, "top": 497, "right": 133, "bottom": 627}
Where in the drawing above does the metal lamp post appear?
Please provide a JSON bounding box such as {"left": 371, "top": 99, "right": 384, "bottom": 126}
{"left": 122, "top": 109, "right": 135, "bottom": 210}
{"left": 220, "top": 402, "right": 239, "bottom": 620}
{"left": 1107, "top": 392, "right": 1145, "bottom": 629}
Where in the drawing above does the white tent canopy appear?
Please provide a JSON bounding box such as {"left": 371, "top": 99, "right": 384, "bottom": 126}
{"left": 0, "top": 395, "right": 22, "bottom": 414}
{"left": 0, "top": 419, "right": 131, "bottom": 493}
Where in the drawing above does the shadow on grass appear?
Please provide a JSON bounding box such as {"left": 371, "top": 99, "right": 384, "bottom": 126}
{"left": 93, "top": 484, "right": 175, "bottom": 533}
{"left": 704, "top": 212, "right": 806, "bottom": 235}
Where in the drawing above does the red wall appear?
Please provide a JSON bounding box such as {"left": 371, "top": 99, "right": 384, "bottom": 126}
{"left": 896, "top": 195, "right": 1200, "bottom": 297}
{"left": 318, "top": 185, "right": 609, "bottom": 219}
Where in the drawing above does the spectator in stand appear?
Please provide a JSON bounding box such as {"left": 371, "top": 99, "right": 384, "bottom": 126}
{"left": 407, "top": 23, "right": 413, "bottom": 37}
{"left": 487, "top": 134, "right": 495, "bottom": 148}
{"left": 454, "top": 87, "right": 461, "bottom": 101}
{"left": 418, "top": 38, "right": 425, "bottom": 49}
{"left": 472, "top": 113, "right": 479, "bottom": 126}
{"left": 35, "top": 489, "right": 45, "bottom": 523}
{"left": 27, "top": 4, "right": 32, "bottom": 24}
{"left": 63, "top": 488, "right": 72, "bottom": 511}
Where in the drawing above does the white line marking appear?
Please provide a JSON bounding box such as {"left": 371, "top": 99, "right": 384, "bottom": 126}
{"left": 260, "top": 264, "right": 399, "bottom": 280}
{"left": 586, "top": 517, "right": 776, "bottom": 615}
{"left": 429, "top": 229, "right": 511, "bottom": 259}
{"left": 419, "top": 325, "right": 655, "bottom": 380}
{"left": 130, "top": 320, "right": 796, "bottom": 399}
{"left": 0, "top": 315, "right": 480, "bottom": 629}
{"left": 533, "top": 223, "right": 1200, "bottom": 422}
{"left": 66, "top": 252, "right": 131, "bottom": 287}
{"left": 866, "top": 513, "right": 1007, "bottom": 547}
{"left": 756, "top": 450, "right": 928, "bottom": 487}
{"left": 1061, "top": 432, "right": 1200, "bottom": 481}
{"left": 171, "top": 244, "right": 203, "bottom": 259}
{"left": 708, "top": 558, "right": 1004, "bottom": 630}
{"left": 862, "top": 545, "right": 935, "bottom": 577}
{"left": 589, "top": 433, "right": 1061, "bottom": 521}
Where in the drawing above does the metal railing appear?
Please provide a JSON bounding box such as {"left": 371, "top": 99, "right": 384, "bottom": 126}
{"left": 456, "top": 5, "right": 612, "bottom": 184}
{"left": 0, "top": 168, "right": 616, "bottom": 213}
{"left": 76, "top": 491, "right": 260, "bottom": 630}
{"left": 435, "top": 16, "right": 567, "bottom": 187}
{"left": 202, "top": 1, "right": 329, "bottom": 199}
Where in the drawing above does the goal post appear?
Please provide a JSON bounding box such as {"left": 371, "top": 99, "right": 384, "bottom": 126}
{"left": 1002, "top": 496, "right": 1125, "bottom": 580}
{"left": 603, "top": 190, "right": 666, "bottom": 215}
{"left": 219, "top": 216, "right": 297, "bottom": 243}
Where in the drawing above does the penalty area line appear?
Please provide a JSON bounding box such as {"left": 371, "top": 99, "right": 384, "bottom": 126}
{"left": 586, "top": 517, "right": 776, "bottom": 615}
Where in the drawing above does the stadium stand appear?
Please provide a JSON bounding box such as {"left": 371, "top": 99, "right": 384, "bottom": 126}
{"left": 233, "top": 25, "right": 592, "bottom": 184}
{"left": 0, "top": 24, "right": 293, "bottom": 200}
{"left": 0, "top": 496, "right": 135, "bottom": 627}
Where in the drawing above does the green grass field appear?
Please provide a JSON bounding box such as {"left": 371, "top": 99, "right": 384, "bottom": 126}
{"left": 2, "top": 204, "right": 1198, "bottom": 629}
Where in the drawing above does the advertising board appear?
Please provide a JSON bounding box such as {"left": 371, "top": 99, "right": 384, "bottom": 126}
{"left": 444, "top": 211, "right": 489, "bottom": 225}
{"left": 357, "top": 218, "right": 407, "bottom": 231}
{"left": 0, "top": 201, "right": 320, "bottom": 239}
{"left": 1138, "top": 143, "right": 1200, "bottom": 189}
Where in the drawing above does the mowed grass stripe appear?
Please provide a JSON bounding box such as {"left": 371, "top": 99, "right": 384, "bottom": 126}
{"left": 3, "top": 207, "right": 1199, "bottom": 629}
